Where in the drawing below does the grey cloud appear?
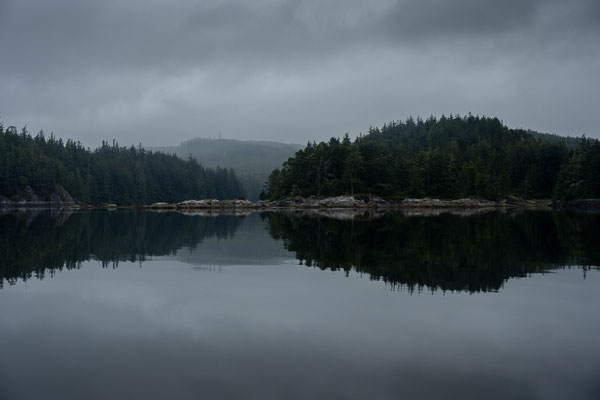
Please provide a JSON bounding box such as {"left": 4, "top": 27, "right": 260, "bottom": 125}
{"left": 0, "top": 0, "right": 598, "bottom": 146}
{"left": 6, "top": 0, "right": 593, "bottom": 77}
{"left": 378, "top": 0, "right": 540, "bottom": 39}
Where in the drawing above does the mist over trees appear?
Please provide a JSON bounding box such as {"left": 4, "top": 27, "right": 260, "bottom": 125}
{"left": 0, "top": 124, "right": 244, "bottom": 204}
{"left": 154, "top": 138, "right": 302, "bottom": 200}
{"left": 261, "top": 115, "right": 597, "bottom": 201}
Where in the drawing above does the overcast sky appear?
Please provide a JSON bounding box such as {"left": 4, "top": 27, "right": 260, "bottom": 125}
{"left": 1, "top": 0, "right": 599, "bottom": 147}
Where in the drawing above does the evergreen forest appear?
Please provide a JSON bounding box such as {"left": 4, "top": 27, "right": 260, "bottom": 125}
{"left": 261, "top": 115, "right": 599, "bottom": 200}
{"left": 0, "top": 124, "right": 244, "bottom": 204}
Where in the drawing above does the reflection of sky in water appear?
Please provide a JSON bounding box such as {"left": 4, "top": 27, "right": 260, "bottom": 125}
{"left": 165, "top": 213, "right": 295, "bottom": 267}
{"left": 1, "top": 259, "right": 599, "bottom": 400}
{"left": 1, "top": 210, "right": 600, "bottom": 399}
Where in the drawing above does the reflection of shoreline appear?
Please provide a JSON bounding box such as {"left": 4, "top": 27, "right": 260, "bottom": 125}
{"left": 168, "top": 207, "right": 600, "bottom": 219}
{"left": 4, "top": 206, "right": 597, "bottom": 221}
{"left": 2, "top": 209, "right": 599, "bottom": 293}
{"left": 154, "top": 208, "right": 504, "bottom": 219}
{"left": 0, "top": 196, "right": 561, "bottom": 211}
{"left": 263, "top": 211, "right": 600, "bottom": 293}
{"left": 0, "top": 207, "right": 74, "bottom": 227}
{"left": 256, "top": 207, "right": 506, "bottom": 218}
{"left": 0, "top": 206, "right": 74, "bottom": 215}
{"left": 178, "top": 210, "right": 254, "bottom": 217}
{"left": 0, "top": 210, "right": 242, "bottom": 288}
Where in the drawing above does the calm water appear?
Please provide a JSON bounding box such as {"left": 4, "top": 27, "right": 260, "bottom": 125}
{"left": 0, "top": 209, "right": 599, "bottom": 400}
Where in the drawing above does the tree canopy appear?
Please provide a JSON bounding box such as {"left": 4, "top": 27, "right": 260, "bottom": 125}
{"left": 261, "top": 115, "right": 597, "bottom": 200}
{"left": 0, "top": 123, "right": 244, "bottom": 204}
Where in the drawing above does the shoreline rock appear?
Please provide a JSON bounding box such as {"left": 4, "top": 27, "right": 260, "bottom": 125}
{"left": 102, "top": 196, "right": 543, "bottom": 210}
{"left": 7, "top": 196, "right": 597, "bottom": 211}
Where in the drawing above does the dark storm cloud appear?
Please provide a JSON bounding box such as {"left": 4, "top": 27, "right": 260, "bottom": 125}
{"left": 379, "top": 0, "right": 539, "bottom": 39}
{"left": 0, "top": 0, "right": 598, "bottom": 146}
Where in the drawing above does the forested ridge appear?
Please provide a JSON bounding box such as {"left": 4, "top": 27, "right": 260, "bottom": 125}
{"left": 261, "top": 115, "right": 599, "bottom": 201}
{"left": 0, "top": 124, "right": 244, "bottom": 204}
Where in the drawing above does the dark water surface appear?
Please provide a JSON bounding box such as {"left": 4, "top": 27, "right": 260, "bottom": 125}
{"left": 0, "top": 209, "right": 599, "bottom": 399}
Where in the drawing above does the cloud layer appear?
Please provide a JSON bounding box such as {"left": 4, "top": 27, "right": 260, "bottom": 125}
{"left": 1, "top": 0, "right": 599, "bottom": 146}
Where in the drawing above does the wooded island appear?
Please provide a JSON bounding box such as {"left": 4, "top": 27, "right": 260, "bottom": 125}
{"left": 1, "top": 115, "right": 598, "bottom": 206}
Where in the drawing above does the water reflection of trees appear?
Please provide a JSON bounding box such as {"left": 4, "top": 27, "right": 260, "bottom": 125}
{"left": 263, "top": 211, "right": 600, "bottom": 293}
{"left": 3, "top": 209, "right": 599, "bottom": 292}
{"left": 0, "top": 210, "right": 240, "bottom": 287}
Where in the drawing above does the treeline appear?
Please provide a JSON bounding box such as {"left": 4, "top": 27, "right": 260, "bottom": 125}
{"left": 261, "top": 115, "right": 599, "bottom": 200}
{"left": 0, "top": 124, "right": 244, "bottom": 204}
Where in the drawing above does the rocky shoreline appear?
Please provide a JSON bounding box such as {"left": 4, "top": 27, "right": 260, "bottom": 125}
{"left": 93, "top": 196, "right": 510, "bottom": 210}
{"left": 0, "top": 195, "right": 557, "bottom": 210}
{"left": 124, "top": 196, "right": 558, "bottom": 210}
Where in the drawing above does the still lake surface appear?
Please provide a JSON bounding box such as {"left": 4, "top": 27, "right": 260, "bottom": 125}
{"left": 0, "top": 209, "right": 599, "bottom": 400}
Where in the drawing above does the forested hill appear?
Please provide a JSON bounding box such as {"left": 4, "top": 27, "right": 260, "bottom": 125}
{"left": 154, "top": 138, "right": 302, "bottom": 200}
{"left": 0, "top": 124, "right": 244, "bottom": 205}
{"left": 527, "top": 130, "right": 582, "bottom": 149}
{"left": 261, "top": 115, "right": 599, "bottom": 201}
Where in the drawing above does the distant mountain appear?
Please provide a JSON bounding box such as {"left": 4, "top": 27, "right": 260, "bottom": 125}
{"left": 154, "top": 138, "right": 303, "bottom": 200}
